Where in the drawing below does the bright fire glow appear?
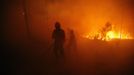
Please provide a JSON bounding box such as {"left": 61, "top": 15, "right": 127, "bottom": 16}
{"left": 106, "top": 31, "right": 133, "bottom": 41}
{"left": 83, "top": 30, "right": 133, "bottom": 41}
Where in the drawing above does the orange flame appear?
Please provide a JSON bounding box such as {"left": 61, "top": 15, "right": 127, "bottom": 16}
{"left": 106, "top": 31, "right": 133, "bottom": 41}
{"left": 83, "top": 30, "right": 133, "bottom": 41}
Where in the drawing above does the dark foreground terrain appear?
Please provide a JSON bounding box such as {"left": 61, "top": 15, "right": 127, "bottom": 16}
{"left": 2, "top": 39, "right": 134, "bottom": 75}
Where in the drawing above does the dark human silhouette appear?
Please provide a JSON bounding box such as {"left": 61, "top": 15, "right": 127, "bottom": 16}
{"left": 67, "top": 29, "right": 77, "bottom": 51}
{"left": 52, "top": 22, "right": 65, "bottom": 58}
{"left": 67, "top": 29, "right": 78, "bottom": 60}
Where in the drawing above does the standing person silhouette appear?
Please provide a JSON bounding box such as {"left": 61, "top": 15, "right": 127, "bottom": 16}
{"left": 68, "top": 29, "right": 77, "bottom": 51}
{"left": 52, "top": 22, "right": 65, "bottom": 58}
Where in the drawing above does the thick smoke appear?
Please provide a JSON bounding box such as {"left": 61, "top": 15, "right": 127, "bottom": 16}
{"left": 3, "top": 0, "right": 134, "bottom": 43}
{"left": 41, "top": 0, "right": 134, "bottom": 40}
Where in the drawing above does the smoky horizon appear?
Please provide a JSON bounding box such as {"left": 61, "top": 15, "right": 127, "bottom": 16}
{"left": 1, "top": 0, "right": 134, "bottom": 43}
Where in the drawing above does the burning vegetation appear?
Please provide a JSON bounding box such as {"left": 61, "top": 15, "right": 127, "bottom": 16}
{"left": 83, "top": 22, "right": 133, "bottom": 41}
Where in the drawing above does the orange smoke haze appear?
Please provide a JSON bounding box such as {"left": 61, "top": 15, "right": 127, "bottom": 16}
{"left": 29, "top": 0, "right": 134, "bottom": 41}
{"left": 3, "top": 0, "right": 134, "bottom": 42}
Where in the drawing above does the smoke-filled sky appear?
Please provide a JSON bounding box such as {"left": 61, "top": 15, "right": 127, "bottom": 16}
{"left": 28, "top": 0, "right": 134, "bottom": 38}
{"left": 3, "top": 0, "right": 134, "bottom": 42}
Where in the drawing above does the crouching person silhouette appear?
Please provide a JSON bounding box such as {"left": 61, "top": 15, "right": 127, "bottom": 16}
{"left": 52, "top": 22, "right": 65, "bottom": 59}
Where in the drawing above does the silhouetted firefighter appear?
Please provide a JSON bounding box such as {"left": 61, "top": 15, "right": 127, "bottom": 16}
{"left": 52, "top": 22, "right": 65, "bottom": 58}
{"left": 67, "top": 29, "right": 77, "bottom": 51}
